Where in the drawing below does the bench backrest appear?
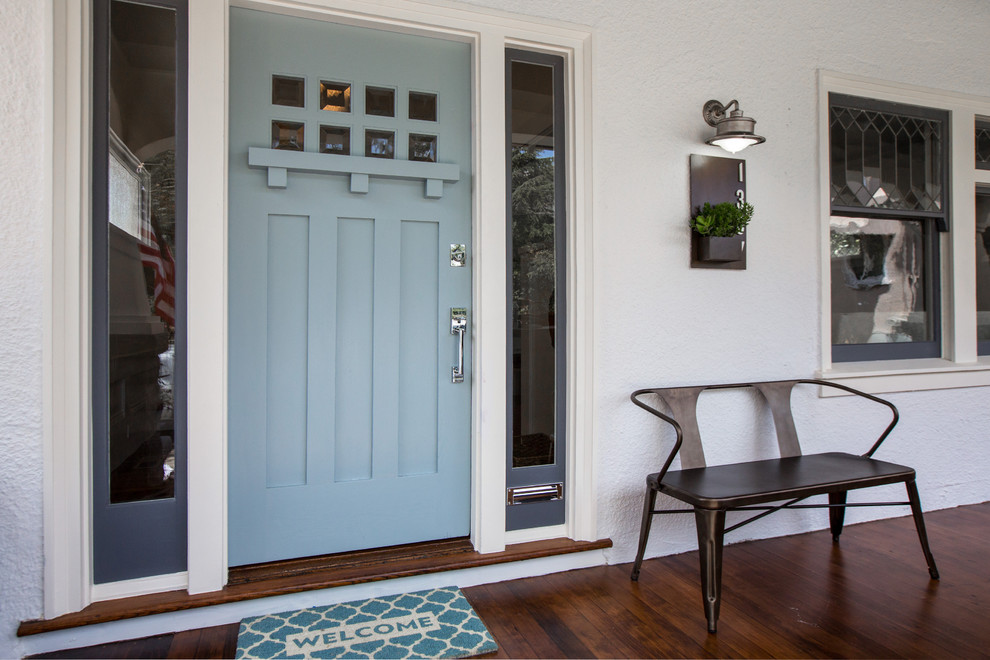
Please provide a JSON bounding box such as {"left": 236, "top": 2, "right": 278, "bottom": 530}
{"left": 653, "top": 381, "right": 801, "bottom": 469}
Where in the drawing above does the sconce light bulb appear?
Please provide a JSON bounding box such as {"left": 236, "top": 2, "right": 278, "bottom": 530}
{"left": 711, "top": 136, "right": 760, "bottom": 154}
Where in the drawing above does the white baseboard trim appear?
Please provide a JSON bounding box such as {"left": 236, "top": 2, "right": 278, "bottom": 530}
{"left": 504, "top": 524, "right": 568, "bottom": 544}
{"left": 91, "top": 572, "right": 189, "bottom": 603}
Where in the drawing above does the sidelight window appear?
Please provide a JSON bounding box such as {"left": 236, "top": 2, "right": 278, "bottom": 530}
{"left": 92, "top": 0, "right": 188, "bottom": 583}
{"left": 505, "top": 49, "right": 566, "bottom": 530}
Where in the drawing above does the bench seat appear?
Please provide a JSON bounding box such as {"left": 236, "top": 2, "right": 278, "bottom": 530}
{"left": 629, "top": 379, "right": 939, "bottom": 634}
{"left": 654, "top": 451, "right": 915, "bottom": 509}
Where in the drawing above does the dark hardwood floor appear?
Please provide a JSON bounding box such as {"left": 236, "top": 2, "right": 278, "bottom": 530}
{"left": 32, "top": 502, "right": 989, "bottom": 659}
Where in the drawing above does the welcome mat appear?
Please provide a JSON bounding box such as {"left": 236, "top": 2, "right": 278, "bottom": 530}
{"left": 235, "top": 586, "right": 498, "bottom": 659}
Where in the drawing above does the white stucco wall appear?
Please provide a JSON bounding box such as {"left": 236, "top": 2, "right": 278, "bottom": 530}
{"left": 0, "top": 0, "right": 47, "bottom": 658}
{"left": 457, "top": 0, "right": 990, "bottom": 562}
{"left": 3, "top": 0, "right": 990, "bottom": 656}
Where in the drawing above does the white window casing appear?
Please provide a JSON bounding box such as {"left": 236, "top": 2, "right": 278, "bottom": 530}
{"left": 818, "top": 70, "right": 990, "bottom": 395}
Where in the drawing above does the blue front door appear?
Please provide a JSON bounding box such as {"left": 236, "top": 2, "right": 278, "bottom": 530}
{"left": 228, "top": 8, "right": 472, "bottom": 566}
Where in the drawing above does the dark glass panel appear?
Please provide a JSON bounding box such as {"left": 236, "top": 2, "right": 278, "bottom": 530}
{"left": 320, "top": 81, "right": 351, "bottom": 112}
{"left": 829, "top": 100, "right": 944, "bottom": 212}
{"left": 272, "top": 120, "right": 304, "bottom": 150}
{"left": 976, "top": 120, "right": 990, "bottom": 170}
{"left": 106, "top": 0, "right": 177, "bottom": 502}
{"left": 365, "top": 86, "right": 395, "bottom": 117}
{"left": 977, "top": 193, "right": 990, "bottom": 347}
{"left": 409, "top": 91, "right": 437, "bottom": 121}
{"left": 272, "top": 75, "right": 304, "bottom": 107}
{"left": 319, "top": 125, "right": 350, "bottom": 155}
{"left": 409, "top": 133, "right": 437, "bottom": 162}
{"left": 365, "top": 129, "right": 394, "bottom": 159}
{"left": 509, "top": 60, "right": 556, "bottom": 468}
{"left": 830, "top": 217, "right": 933, "bottom": 346}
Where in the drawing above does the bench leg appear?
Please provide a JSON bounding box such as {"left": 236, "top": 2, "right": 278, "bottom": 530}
{"left": 905, "top": 480, "right": 940, "bottom": 580}
{"left": 829, "top": 490, "right": 847, "bottom": 542}
{"left": 694, "top": 508, "right": 726, "bottom": 634}
{"left": 630, "top": 486, "right": 658, "bottom": 582}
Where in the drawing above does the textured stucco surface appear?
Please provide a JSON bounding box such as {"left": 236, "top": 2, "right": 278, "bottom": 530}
{"left": 0, "top": 0, "right": 47, "bottom": 658}
{"left": 460, "top": 0, "right": 990, "bottom": 562}
{"left": 3, "top": 0, "right": 990, "bottom": 655}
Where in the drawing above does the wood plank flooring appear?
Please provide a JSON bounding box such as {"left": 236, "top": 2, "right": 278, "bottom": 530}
{"left": 31, "top": 502, "right": 989, "bottom": 659}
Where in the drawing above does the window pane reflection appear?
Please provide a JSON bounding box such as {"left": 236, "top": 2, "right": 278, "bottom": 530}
{"left": 977, "top": 193, "right": 990, "bottom": 347}
{"left": 510, "top": 61, "right": 556, "bottom": 468}
{"left": 106, "top": 0, "right": 177, "bottom": 502}
{"left": 831, "top": 217, "right": 933, "bottom": 346}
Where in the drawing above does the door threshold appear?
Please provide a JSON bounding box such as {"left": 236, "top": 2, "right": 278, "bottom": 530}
{"left": 18, "top": 537, "right": 611, "bottom": 636}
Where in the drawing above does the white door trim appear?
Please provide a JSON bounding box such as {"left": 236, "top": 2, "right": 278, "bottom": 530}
{"left": 45, "top": 0, "right": 594, "bottom": 614}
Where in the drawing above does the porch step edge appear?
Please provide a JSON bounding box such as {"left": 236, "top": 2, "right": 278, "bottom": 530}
{"left": 18, "top": 537, "right": 612, "bottom": 636}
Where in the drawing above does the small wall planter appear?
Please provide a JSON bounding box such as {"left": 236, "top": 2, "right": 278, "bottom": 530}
{"left": 689, "top": 154, "right": 747, "bottom": 270}
{"left": 698, "top": 233, "right": 746, "bottom": 262}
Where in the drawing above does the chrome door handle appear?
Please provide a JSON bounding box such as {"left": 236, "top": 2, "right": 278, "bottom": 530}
{"left": 450, "top": 307, "right": 467, "bottom": 383}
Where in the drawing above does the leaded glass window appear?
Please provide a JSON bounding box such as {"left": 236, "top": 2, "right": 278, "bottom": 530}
{"left": 828, "top": 93, "right": 946, "bottom": 362}
{"left": 829, "top": 93, "right": 948, "bottom": 228}
{"left": 977, "top": 119, "right": 990, "bottom": 171}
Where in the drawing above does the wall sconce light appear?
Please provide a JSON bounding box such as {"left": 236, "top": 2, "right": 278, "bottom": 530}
{"left": 703, "top": 99, "right": 765, "bottom": 154}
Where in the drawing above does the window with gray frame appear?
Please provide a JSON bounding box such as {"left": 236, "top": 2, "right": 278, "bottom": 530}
{"left": 829, "top": 93, "right": 947, "bottom": 362}
{"left": 505, "top": 49, "right": 566, "bottom": 530}
{"left": 92, "top": 0, "right": 188, "bottom": 582}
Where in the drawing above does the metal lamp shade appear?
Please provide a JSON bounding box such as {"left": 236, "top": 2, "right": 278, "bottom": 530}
{"left": 706, "top": 111, "right": 766, "bottom": 154}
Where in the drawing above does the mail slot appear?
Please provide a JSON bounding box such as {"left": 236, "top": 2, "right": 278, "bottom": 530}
{"left": 507, "top": 483, "right": 563, "bottom": 505}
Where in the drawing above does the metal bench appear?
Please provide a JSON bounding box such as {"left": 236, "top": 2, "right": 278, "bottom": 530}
{"left": 629, "top": 379, "right": 939, "bottom": 633}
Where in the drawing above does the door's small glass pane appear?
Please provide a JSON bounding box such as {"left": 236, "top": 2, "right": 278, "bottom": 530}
{"left": 319, "top": 125, "right": 350, "bottom": 155}
{"left": 272, "top": 75, "right": 304, "bottom": 107}
{"left": 977, "top": 192, "right": 990, "bottom": 349}
{"left": 272, "top": 120, "right": 304, "bottom": 151}
{"left": 320, "top": 81, "right": 351, "bottom": 112}
{"left": 365, "top": 129, "right": 394, "bottom": 159}
{"left": 831, "top": 217, "right": 934, "bottom": 345}
{"left": 409, "top": 133, "right": 437, "bottom": 162}
{"left": 366, "top": 86, "right": 395, "bottom": 117}
{"left": 409, "top": 91, "right": 437, "bottom": 121}
{"left": 510, "top": 60, "right": 557, "bottom": 468}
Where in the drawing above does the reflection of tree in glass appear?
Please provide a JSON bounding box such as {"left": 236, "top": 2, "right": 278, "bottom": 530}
{"left": 511, "top": 145, "right": 556, "bottom": 320}
{"left": 830, "top": 231, "right": 860, "bottom": 258}
{"left": 146, "top": 149, "right": 176, "bottom": 248}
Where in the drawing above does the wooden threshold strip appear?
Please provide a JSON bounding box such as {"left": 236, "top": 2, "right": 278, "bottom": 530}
{"left": 18, "top": 537, "right": 611, "bottom": 636}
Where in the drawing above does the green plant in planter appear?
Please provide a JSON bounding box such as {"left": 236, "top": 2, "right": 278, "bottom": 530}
{"left": 690, "top": 201, "right": 754, "bottom": 237}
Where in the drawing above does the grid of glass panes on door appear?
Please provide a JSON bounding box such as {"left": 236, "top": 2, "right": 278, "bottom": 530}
{"left": 269, "top": 74, "right": 439, "bottom": 162}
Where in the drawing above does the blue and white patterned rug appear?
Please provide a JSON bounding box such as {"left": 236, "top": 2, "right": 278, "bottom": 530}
{"left": 235, "top": 586, "right": 497, "bottom": 659}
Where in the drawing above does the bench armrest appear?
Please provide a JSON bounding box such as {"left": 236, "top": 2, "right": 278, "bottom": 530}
{"left": 630, "top": 388, "right": 686, "bottom": 484}
{"left": 797, "top": 379, "right": 899, "bottom": 458}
